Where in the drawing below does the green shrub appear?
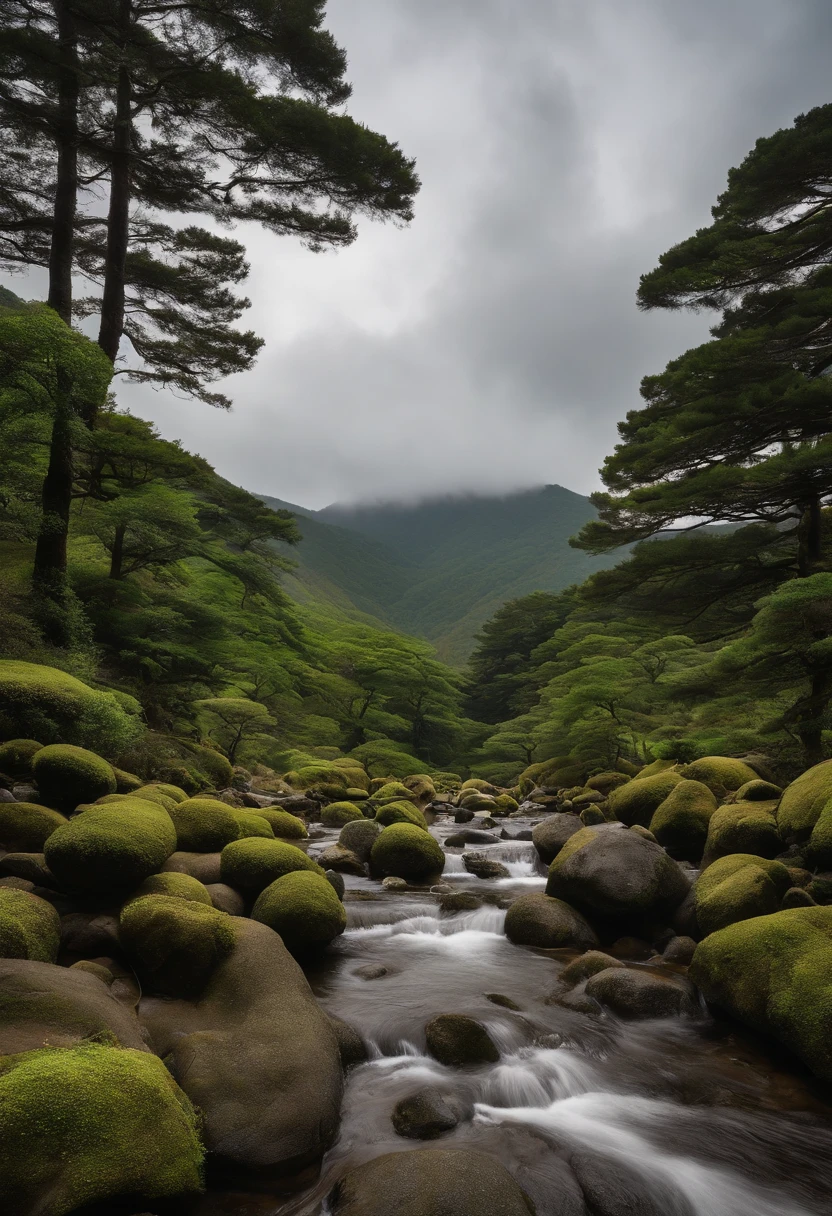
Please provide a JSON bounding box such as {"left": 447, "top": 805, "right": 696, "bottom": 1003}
{"left": 120, "top": 894, "right": 235, "bottom": 997}
{"left": 322, "top": 801, "right": 364, "bottom": 828}
{"left": 0, "top": 660, "right": 142, "bottom": 754}
{"left": 374, "top": 800, "right": 428, "bottom": 830}
{"left": 777, "top": 759, "right": 832, "bottom": 843}
{"left": 234, "top": 810, "right": 275, "bottom": 839}
{"left": 608, "top": 770, "right": 684, "bottom": 827}
{"left": 0, "top": 738, "right": 43, "bottom": 779}
{"left": 0, "top": 801, "right": 67, "bottom": 851}
{"left": 348, "top": 741, "right": 427, "bottom": 778}
{"left": 250, "top": 808, "right": 307, "bottom": 839}
{"left": 695, "top": 854, "right": 793, "bottom": 936}
{"left": 44, "top": 804, "right": 175, "bottom": 896}
{"left": 0, "top": 887, "right": 60, "bottom": 961}
{"left": 220, "top": 837, "right": 323, "bottom": 897}
{"left": 126, "top": 872, "right": 212, "bottom": 907}
{"left": 168, "top": 798, "right": 241, "bottom": 852}
{"left": 0, "top": 1043, "right": 203, "bottom": 1214}
{"left": 32, "top": 743, "right": 116, "bottom": 812}
{"left": 251, "top": 871, "right": 346, "bottom": 955}
{"left": 370, "top": 823, "right": 445, "bottom": 883}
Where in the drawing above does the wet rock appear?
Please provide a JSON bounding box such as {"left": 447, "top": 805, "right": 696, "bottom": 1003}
{"left": 560, "top": 950, "right": 624, "bottom": 987}
{"left": 580, "top": 806, "right": 608, "bottom": 826}
{"left": 320, "top": 844, "right": 367, "bottom": 876}
{"left": 463, "top": 853, "right": 510, "bottom": 879}
{"left": 532, "top": 813, "right": 583, "bottom": 864}
{"left": 273, "top": 795, "right": 317, "bottom": 815}
{"left": 444, "top": 829, "right": 499, "bottom": 846}
{"left": 571, "top": 1150, "right": 693, "bottom": 1216}
{"left": 382, "top": 875, "right": 407, "bottom": 890}
{"left": 0, "top": 853, "right": 58, "bottom": 889}
{"left": 629, "top": 824, "right": 659, "bottom": 844}
{"left": 808, "top": 873, "right": 832, "bottom": 904}
{"left": 328, "top": 1013, "right": 367, "bottom": 1069}
{"left": 205, "top": 882, "right": 245, "bottom": 916}
{"left": 329, "top": 1148, "right": 534, "bottom": 1216}
{"left": 60, "top": 911, "right": 121, "bottom": 958}
{"left": 353, "top": 963, "right": 388, "bottom": 980}
{"left": 672, "top": 888, "right": 700, "bottom": 939}
{"left": 11, "top": 784, "right": 37, "bottom": 802}
{"left": 501, "top": 828, "right": 533, "bottom": 841}
{"left": 485, "top": 992, "right": 522, "bottom": 1010}
{"left": 662, "top": 935, "right": 697, "bottom": 965}
{"left": 439, "top": 892, "right": 482, "bottom": 914}
{"left": 480, "top": 817, "right": 498, "bottom": 829}
{"left": 505, "top": 892, "right": 599, "bottom": 950}
{"left": 609, "top": 935, "right": 653, "bottom": 960}
{"left": 338, "top": 818, "right": 381, "bottom": 861}
{"left": 325, "top": 869, "right": 346, "bottom": 900}
{"left": 431, "top": 882, "right": 456, "bottom": 894}
{"left": 392, "top": 1087, "right": 459, "bottom": 1139}
{"left": 241, "top": 792, "right": 276, "bottom": 809}
{"left": 454, "top": 808, "right": 476, "bottom": 824}
{"left": 161, "top": 851, "right": 222, "bottom": 885}
{"left": 584, "top": 967, "right": 700, "bottom": 1019}
{"left": 0, "top": 788, "right": 15, "bottom": 802}
{"left": 425, "top": 1013, "right": 499, "bottom": 1066}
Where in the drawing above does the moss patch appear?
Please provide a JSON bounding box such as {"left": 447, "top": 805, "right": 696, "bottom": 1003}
{"left": 695, "top": 854, "right": 793, "bottom": 937}
{"left": 778, "top": 760, "right": 832, "bottom": 843}
{"left": 702, "top": 800, "right": 781, "bottom": 868}
{"left": 120, "top": 894, "right": 236, "bottom": 997}
{"left": 220, "top": 837, "right": 323, "bottom": 897}
{"left": 322, "top": 801, "right": 364, "bottom": 828}
{"left": 608, "top": 771, "right": 683, "bottom": 827}
{"left": 375, "top": 800, "right": 428, "bottom": 830}
{"left": 126, "top": 871, "right": 212, "bottom": 906}
{"left": 680, "top": 756, "right": 759, "bottom": 793}
{"left": 233, "top": 810, "right": 275, "bottom": 839}
{"left": 0, "top": 739, "right": 43, "bottom": 779}
{"left": 44, "top": 804, "right": 175, "bottom": 896}
{"left": 168, "top": 798, "right": 241, "bottom": 852}
{"left": 0, "top": 801, "right": 67, "bottom": 851}
{"left": 649, "top": 779, "right": 718, "bottom": 863}
{"left": 251, "top": 871, "right": 347, "bottom": 955}
{"left": 32, "top": 743, "right": 116, "bottom": 812}
{"left": 0, "top": 888, "right": 60, "bottom": 962}
{"left": 370, "top": 823, "right": 445, "bottom": 883}
{"left": 252, "top": 808, "right": 308, "bottom": 839}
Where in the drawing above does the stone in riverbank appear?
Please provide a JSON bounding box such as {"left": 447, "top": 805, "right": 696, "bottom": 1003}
{"left": 532, "top": 813, "right": 583, "bottom": 864}
{"left": 425, "top": 1013, "right": 499, "bottom": 1066}
{"left": 584, "top": 966, "right": 699, "bottom": 1019}
{"left": 694, "top": 853, "right": 793, "bottom": 936}
{"left": 370, "top": 823, "right": 446, "bottom": 883}
{"left": 392, "top": 1087, "right": 459, "bottom": 1138}
{"left": 0, "top": 887, "right": 60, "bottom": 962}
{"left": 505, "top": 892, "right": 598, "bottom": 951}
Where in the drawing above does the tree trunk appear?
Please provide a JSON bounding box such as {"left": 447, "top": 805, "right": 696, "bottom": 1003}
{"left": 795, "top": 670, "right": 832, "bottom": 768}
{"left": 32, "top": 368, "right": 75, "bottom": 643}
{"left": 797, "top": 493, "right": 823, "bottom": 577}
{"left": 47, "top": 0, "right": 79, "bottom": 325}
{"left": 109, "top": 522, "right": 126, "bottom": 579}
{"left": 98, "top": 0, "right": 132, "bottom": 364}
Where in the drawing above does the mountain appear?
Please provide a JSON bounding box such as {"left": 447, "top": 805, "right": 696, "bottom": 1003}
{"left": 258, "top": 485, "right": 623, "bottom": 664}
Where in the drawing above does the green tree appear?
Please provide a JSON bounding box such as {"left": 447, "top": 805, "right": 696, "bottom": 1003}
{"left": 193, "top": 696, "right": 275, "bottom": 765}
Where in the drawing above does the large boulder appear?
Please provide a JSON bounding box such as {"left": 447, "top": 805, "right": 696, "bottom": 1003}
{"left": 252, "top": 808, "right": 308, "bottom": 839}
{"left": 220, "top": 837, "right": 323, "bottom": 898}
{"left": 424, "top": 1014, "right": 499, "bottom": 1066}
{"left": 691, "top": 907, "right": 832, "bottom": 1081}
{"left": 162, "top": 850, "right": 222, "bottom": 884}
{"left": 584, "top": 967, "right": 699, "bottom": 1019}
{"left": 694, "top": 854, "right": 793, "bottom": 937}
{"left": 607, "top": 771, "right": 684, "bottom": 827}
{"left": 126, "top": 870, "right": 212, "bottom": 906}
{"left": 138, "top": 917, "right": 343, "bottom": 1179}
{"left": 531, "top": 813, "right": 583, "bottom": 864}
{"left": 0, "top": 739, "right": 44, "bottom": 780}
{"left": 0, "top": 1043, "right": 203, "bottom": 1214}
{"left": 505, "top": 892, "right": 598, "bottom": 950}
{"left": 0, "top": 802, "right": 66, "bottom": 852}
{"left": 44, "top": 803, "right": 175, "bottom": 897}
{"left": 545, "top": 825, "right": 690, "bottom": 932}
{"left": 680, "top": 756, "right": 760, "bottom": 794}
{"left": 338, "top": 817, "right": 381, "bottom": 861}
{"left": 701, "top": 800, "right": 781, "bottom": 868}
{"left": 251, "top": 871, "right": 347, "bottom": 955}
{"left": 807, "top": 798, "right": 832, "bottom": 869}
{"left": 322, "top": 801, "right": 364, "bottom": 828}
{"left": 778, "top": 759, "right": 832, "bottom": 843}
{"left": 120, "top": 894, "right": 236, "bottom": 997}
{"left": 32, "top": 743, "right": 117, "bottom": 812}
{"left": 375, "top": 800, "right": 428, "bottom": 830}
{"left": 167, "top": 797, "right": 241, "bottom": 851}
{"left": 370, "top": 823, "right": 446, "bottom": 883}
{"left": 392, "top": 1087, "right": 459, "bottom": 1139}
{"left": 329, "top": 1149, "right": 534, "bottom": 1216}
{"left": 649, "top": 779, "right": 718, "bottom": 863}
{"left": 0, "top": 888, "right": 60, "bottom": 962}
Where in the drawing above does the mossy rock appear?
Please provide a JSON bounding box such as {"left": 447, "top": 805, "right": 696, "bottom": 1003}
{"left": 140, "top": 781, "right": 188, "bottom": 804}
{"left": 691, "top": 907, "right": 832, "bottom": 1081}
{"left": 0, "top": 888, "right": 60, "bottom": 962}
{"left": 424, "top": 1014, "right": 499, "bottom": 1066}
{"left": 494, "top": 793, "right": 519, "bottom": 813}
{"left": 345, "top": 787, "right": 369, "bottom": 801}
{"left": 44, "top": 804, "right": 176, "bottom": 896}
{"left": 234, "top": 810, "right": 275, "bottom": 839}
{"left": 120, "top": 893, "right": 236, "bottom": 997}
{"left": 539, "top": 762, "right": 586, "bottom": 789}
{"left": 607, "top": 770, "right": 683, "bottom": 827}
{"left": 807, "top": 797, "right": 832, "bottom": 870}
{"left": 585, "top": 771, "right": 631, "bottom": 795}
{"left": 0, "top": 1043, "right": 203, "bottom": 1214}
{"left": 531, "top": 813, "right": 583, "bottom": 864}
{"left": 338, "top": 818, "right": 381, "bottom": 861}
{"left": 459, "top": 793, "right": 498, "bottom": 812}
{"left": 370, "top": 823, "right": 445, "bottom": 883}
{"left": 191, "top": 746, "right": 233, "bottom": 790}
{"left": 251, "top": 870, "right": 347, "bottom": 955}
{"left": 778, "top": 759, "right": 832, "bottom": 844}
{"left": 220, "top": 837, "right": 324, "bottom": 898}
{"left": 649, "top": 779, "right": 718, "bottom": 863}
{"left": 459, "top": 779, "right": 497, "bottom": 794}
{"left": 373, "top": 781, "right": 418, "bottom": 805}
{"left": 403, "top": 774, "right": 437, "bottom": 803}
{"left": 695, "top": 854, "right": 793, "bottom": 937}
{"left": 0, "top": 738, "right": 43, "bottom": 780}
{"left": 0, "top": 660, "right": 141, "bottom": 754}
{"left": 32, "top": 743, "right": 116, "bottom": 812}
{"left": 131, "top": 785, "right": 178, "bottom": 810}
{"left": 633, "top": 759, "right": 679, "bottom": 780}
{"left": 322, "top": 801, "right": 365, "bottom": 828}
{"left": 680, "top": 756, "right": 760, "bottom": 794}
{"left": 0, "top": 801, "right": 67, "bottom": 852}
{"left": 504, "top": 892, "right": 598, "bottom": 950}
{"left": 375, "top": 800, "right": 428, "bottom": 830}
{"left": 734, "top": 779, "right": 783, "bottom": 802}
{"left": 126, "top": 871, "right": 212, "bottom": 907}
{"left": 168, "top": 798, "right": 241, "bottom": 852}
{"left": 252, "top": 808, "right": 308, "bottom": 839}
{"left": 701, "top": 800, "right": 781, "bottom": 868}
{"left": 112, "top": 767, "right": 143, "bottom": 793}
{"left": 294, "top": 764, "right": 348, "bottom": 791}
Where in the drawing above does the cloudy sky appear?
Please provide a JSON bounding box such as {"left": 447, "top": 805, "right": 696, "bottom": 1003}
{"left": 11, "top": 1, "right": 832, "bottom": 509}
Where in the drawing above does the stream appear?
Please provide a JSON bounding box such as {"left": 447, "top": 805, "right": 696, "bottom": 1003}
{"left": 202, "top": 811, "right": 832, "bottom": 1216}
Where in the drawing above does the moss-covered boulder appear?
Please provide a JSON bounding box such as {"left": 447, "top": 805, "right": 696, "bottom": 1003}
{"left": 559, "top": 950, "right": 624, "bottom": 987}
{"left": 649, "top": 779, "right": 718, "bottom": 863}
{"left": 0, "top": 888, "right": 60, "bottom": 962}
{"left": 130, "top": 785, "right": 177, "bottom": 810}
{"left": 322, "top": 801, "right": 364, "bottom": 828}
{"left": 0, "top": 738, "right": 43, "bottom": 779}
{"left": 778, "top": 760, "right": 832, "bottom": 845}
{"left": 168, "top": 797, "right": 241, "bottom": 852}
{"left": 695, "top": 854, "right": 793, "bottom": 937}
{"left": 32, "top": 743, "right": 116, "bottom": 812}
{"left": 126, "top": 871, "right": 212, "bottom": 906}
{"left": 701, "top": 800, "right": 781, "bottom": 868}
{"left": 0, "top": 660, "right": 141, "bottom": 754}
{"left": 494, "top": 793, "right": 519, "bottom": 813}
{"left": 459, "top": 793, "right": 498, "bottom": 812}
{"left": 370, "top": 823, "right": 446, "bottom": 883}
{"left": 139, "top": 781, "right": 188, "bottom": 803}
{"left": 691, "top": 906, "right": 832, "bottom": 1081}
{"left": 251, "top": 871, "right": 347, "bottom": 955}
{"left": 120, "top": 893, "right": 236, "bottom": 997}
{"left": 375, "top": 800, "right": 428, "bottom": 830}
{"left": 424, "top": 1014, "right": 499, "bottom": 1066}
{"left": 808, "top": 798, "right": 832, "bottom": 869}
{"left": 546, "top": 825, "right": 691, "bottom": 931}
{"left": 113, "top": 767, "right": 143, "bottom": 793}
{"left": 584, "top": 967, "right": 699, "bottom": 1019}
{"left": 0, "top": 1043, "right": 203, "bottom": 1215}
{"left": 251, "top": 808, "right": 308, "bottom": 839}
{"left": 531, "top": 813, "right": 583, "bottom": 864}
{"left": 734, "top": 778, "right": 783, "bottom": 802}
{"left": 504, "top": 892, "right": 598, "bottom": 950}
{"left": 0, "top": 801, "right": 67, "bottom": 852}
{"left": 607, "top": 771, "right": 684, "bottom": 827}
{"left": 459, "top": 778, "right": 496, "bottom": 794}
{"left": 586, "top": 771, "right": 631, "bottom": 795}
{"left": 403, "top": 774, "right": 437, "bottom": 803}
{"left": 44, "top": 803, "right": 175, "bottom": 896}
{"left": 234, "top": 810, "right": 274, "bottom": 839}
{"left": 373, "top": 780, "right": 418, "bottom": 804}
{"left": 680, "top": 756, "right": 760, "bottom": 794}
{"left": 338, "top": 817, "right": 381, "bottom": 861}
{"left": 220, "top": 837, "right": 323, "bottom": 898}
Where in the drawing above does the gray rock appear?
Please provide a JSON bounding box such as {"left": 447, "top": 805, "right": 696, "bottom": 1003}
{"left": 571, "top": 1150, "right": 693, "bottom": 1216}
{"left": 505, "top": 892, "right": 599, "bottom": 950}
{"left": 353, "top": 964, "right": 388, "bottom": 980}
{"left": 338, "top": 818, "right": 381, "bottom": 861}
{"left": 0, "top": 852, "right": 58, "bottom": 888}
{"left": 382, "top": 876, "right": 407, "bottom": 890}
{"left": 320, "top": 844, "right": 366, "bottom": 876}
{"left": 392, "top": 1087, "right": 459, "bottom": 1139}
{"left": 325, "top": 869, "right": 346, "bottom": 900}
{"left": 584, "top": 967, "right": 700, "bottom": 1019}
{"left": 662, "top": 935, "right": 697, "bottom": 965}
{"left": 485, "top": 992, "right": 522, "bottom": 1010}
{"left": 425, "top": 1013, "right": 499, "bottom": 1066}
{"left": 454, "top": 808, "right": 476, "bottom": 823}
{"left": 60, "top": 912, "right": 121, "bottom": 958}
{"left": 205, "top": 882, "right": 245, "bottom": 916}
{"left": 559, "top": 950, "right": 624, "bottom": 987}
{"left": 11, "top": 784, "right": 37, "bottom": 802}
{"left": 162, "top": 851, "right": 222, "bottom": 885}
{"left": 438, "top": 891, "right": 482, "bottom": 913}
{"left": 0, "top": 788, "right": 16, "bottom": 803}
{"left": 463, "top": 853, "right": 510, "bottom": 879}
{"left": 328, "top": 1013, "right": 367, "bottom": 1069}
{"left": 532, "top": 814, "right": 583, "bottom": 864}
{"left": 445, "top": 829, "right": 499, "bottom": 846}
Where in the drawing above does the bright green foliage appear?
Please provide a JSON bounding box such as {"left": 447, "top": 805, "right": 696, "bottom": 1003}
{"left": 695, "top": 854, "right": 793, "bottom": 936}
{"left": 374, "top": 801, "right": 428, "bottom": 830}
{"left": 702, "top": 800, "right": 782, "bottom": 868}
{"left": 233, "top": 810, "right": 275, "bottom": 839}
{"left": 321, "top": 801, "right": 364, "bottom": 827}
{"left": 251, "top": 871, "right": 346, "bottom": 955}
{"left": 32, "top": 743, "right": 116, "bottom": 811}
{"left": 193, "top": 697, "right": 275, "bottom": 766}
{"left": 0, "top": 662, "right": 141, "bottom": 754}
{"left": 0, "top": 801, "right": 67, "bottom": 851}
{"left": 680, "top": 756, "right": 759, "bottom": 793}
{"left": 778, "top": 759, "right": 832, "bottom": 842}
{"left": 120, "top": 894, "right": 235, "bottom": 997}
{"left": 44, "top": 804, "right": 175, "bottom": 895}
{"left": 649, "top": 779, "right": 718, "bottom": 863}
{"left": 0, "top": 887, "right": 60, "bottom": 961}
{"left": 220, "top": 837, "right": 323, "bottom": 897}
{"left": 0, "top": 1043, "right": 203, "bottom": 1214}
{"left": 608, "top": 771, "right": 683, "bottom": 827}
{"left": 691, "top": 907, "right": 832, "bottom": 1081}
{"left": 251, "top": 808, "right": 307, "bottom": 839}
{"left": 168, "top": 798, "right": 241, "bottom": 852}
{"left": 126, "top": 872, "right": 212, "bottom": 906}
{"left": 0, "top": 738, "right": 42, "bottom": 778}
{"left": 370, "top": 823, "right": 445, "bottom": 882}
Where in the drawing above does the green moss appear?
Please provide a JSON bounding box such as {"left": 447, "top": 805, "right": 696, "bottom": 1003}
{"left": 32, "top": 743, "right": 116, "bottom": 812}
{"left": 403, "top": 774, "right": 437, "bottom": 802}
{"left": 130, "top": 786, "right": 178, "bottom": 810}
{"left": 680, "top": 756, "right": 760, "bottom": 793}
{"left": 0, "top": 1043, "right": 203, "bottom": 1215}
{"left": 608, "top": 770, "right": 684, "bottom": 827}
{"left": 494, "top": 794, "right": 519, "bottom": 812}
{"left": 251, "top": 870, "right": 346, "bottom": 955}
{"left": 702, "top": 800, "right": 781, "bottom": 867}
{"left": 539, "top": 762, "right": 586, "bottom": 789}
{"left": 44, "top": 804, "right": 175, "bottom": 896}
{"left": 220, "top": 837, "right": 324, "bottom": 897}
{"left": 370, "top": 823, "right": 446, "bottom": 883}
{"left": 293, "top": 764, "right": 348, "bottom": 791}
{"left": 649, "top": 779, "right": 718, "bottom": 863}
{"left": 0, "top": 738, "right": 43, "bottom": 779}
{"left": 338, "top": 817, "right": 381, "bottom": 861}
{"left": 140, "top": 781, "right": 188, "bottom": 803}
{"left": 0, "top": 660, "right": 142, "bottom": 754}
{"left": 585, "top": 772, "right": 631, "bottom": 794}
{"left": 374, "top": 800, "right": 428, "bottom": 830}
{"left": 112, "top": 768, "right": 143, "bottom": 793}
{"left": 778, "top": 759, "right": 832, "bottom": 843}
{"left": 460, "top": 779, "right": 495, "bottom": 793}
{"left": 322, "top": 801, "right": 364, "bottom": 828}
{"left": 373, "top": 781, "right": 418, "bottom": 805}
{"left": 119, "top": 894, "right": 236, "bottom": 997}
{"left": 633, "top": 759, "right": 679, "bottom": 780}
{"left": 251, "top": 808, "right": 308, "bottom": 839}
{"left": 691, "top": 907, "right": 832, "bottom": 1081}
{"left": 190, "top": 746, "right": 233, "bottom": 789}
{"left": 234, "top": 810, "right": 275, "bottom": 839}
{"left": 0, "top": 801, "right": 67, "bottom": 851}
{"left": 808, "top": 797, "right": 832, "bottom": 869}
{"left": 126, "top": 871, "right": 212, "bottom": 906}
{"left": 0, "top": 888, "right": 60, "bottom": 961}
{"left": 695, "top": 854, "right": 793, "bottom": 936}
{"left": 504, "top": 892, "right": 598, "bottom": 950}
{"left": 458, "top": 793, "right": 497, "bottom": 811}
{"left": 168, "top": 797, "right": 241, "bottom": 852}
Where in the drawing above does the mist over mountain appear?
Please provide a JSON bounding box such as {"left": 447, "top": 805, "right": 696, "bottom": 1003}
{"left": 259, "top": 485, "right": 623, "bottom": 663}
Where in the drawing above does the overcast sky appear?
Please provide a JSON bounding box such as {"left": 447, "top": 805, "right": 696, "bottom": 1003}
{"left": 9, "top": 1, "right": 832, "bottom": 509}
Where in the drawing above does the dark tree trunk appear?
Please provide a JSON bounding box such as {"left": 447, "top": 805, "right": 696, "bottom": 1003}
{"left": 795, "top": 670, "right": 832, "bottom": 768}
{"left": 109, "top": 522, "right": 126, "bottom": 579}
{"left": 47, "top": 0, "right": 79, "bottom": 325}
{"left": 797, "top": 493, "right": 823, "bottom": 577}
{"left": 33, "top": 368, "right": 75, "bottom": 643}
{"left": 98, "top": 0, "right": 132, "bottom": 364}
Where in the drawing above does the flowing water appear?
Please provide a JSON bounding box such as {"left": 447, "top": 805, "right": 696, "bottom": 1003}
{"left": 201, "top": 812, "right": 832, "bottom": 1216}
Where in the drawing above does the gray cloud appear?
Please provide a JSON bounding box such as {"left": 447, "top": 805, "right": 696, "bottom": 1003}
{"left": 12, "top": 0, "right": 832, "bottom": 507}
